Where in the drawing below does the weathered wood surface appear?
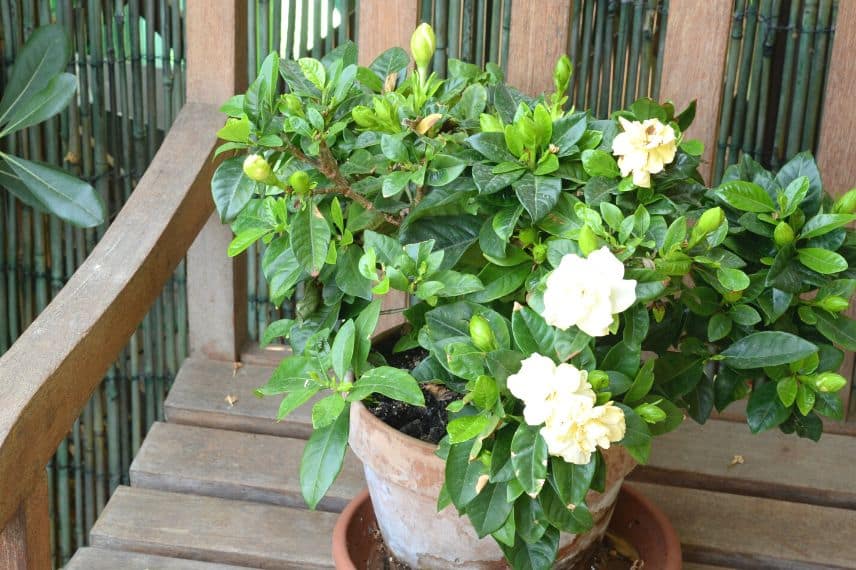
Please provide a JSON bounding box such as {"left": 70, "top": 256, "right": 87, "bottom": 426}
{"left": 89, "top": 486, "right": 338, "bottom": 569}
{"left": 0, "top": 474, "right": 48, "bottom": 570}
{"left": 658, "top": 0, "right": 732, "bottom": 184}
{"left": 186, "top": 0, "right": 250, "bottom": 363}
{"left": 131, "top": 422, "right": 365, "bottom": 512}
{"left": 164, "top": 357, "right": 315, "bottom": 438}
{"left": 0, "top": 103, "right": 224, "bottom": 533}
{"left": 66, "top": 548, "right": 249, "bottom": 570}
{"left": 505, "top": 0, "right": 572, "bottom": 95}
{"left": 632, "top": 418, "right": 856, "bottom": 509}
{"left": 816, "top": 0, "right": 856, "bottom": 415}
{"left": 635, "top": 482, "right": 856, "bottom": 569}
{"left": 357, "top": 0, "right": 419, "bottom": 66}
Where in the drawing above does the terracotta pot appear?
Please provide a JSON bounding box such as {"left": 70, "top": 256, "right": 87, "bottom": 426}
{"left": 332, "top": 485, "right": 682, "bottom": 570}
{"left": 347, "top": 401, "right": 639, "bottom": 569}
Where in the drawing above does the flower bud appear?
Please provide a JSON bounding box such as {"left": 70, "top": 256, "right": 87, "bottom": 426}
{"left": 410, "top": 23, "right": 436, "bottom": 76}
{"left": 281, "top": 93, "right": 302, "bottom": 115}
{"left": 635, "top": 403, "right": 667, "bottom": 424}
{"left": 817, "top": 295, "right": 850, "bottom": 313}
{"left": 289, "top": 170, "right": 311, "bottom": 194}
{"left": 479, "top": 113, "right": 503, "bottom": 133}
{"left": 588, "top": 370, "right": 609, "bottom": 390}
{"left": 696, "top": 207, "right": 725, "bottom": 236}
{"left": 810, "top": 372, "right": 847, "bottom": 393}
{"left": 833, "top": 188, "right": 856, "bottom": 214}
{"left": 243, "top": 154, "right": 273, "bottom": 183}
{"left": 469, "top": 315, "right": 496, "bottom": 352}
{"left": 518, "top": 227, "right": 538, "bottom": 247}
{"left": 532, "top": 243, "right": 548, "bottom": 264}
{"left": 553, "top": 55, "right": 572, "bottom": 94}
{"left": 773, "top": 221, "right": 795, "bottom": 246}
{"left": 578, "top": 225, "right": 599, "bottom": 255}
{"left": 351, "top": 105, "right": 374, "bottom": 128}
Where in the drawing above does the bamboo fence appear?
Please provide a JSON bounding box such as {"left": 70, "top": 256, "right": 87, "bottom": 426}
{"left": 0, "top": 0, "right": 842, "bottom": 567}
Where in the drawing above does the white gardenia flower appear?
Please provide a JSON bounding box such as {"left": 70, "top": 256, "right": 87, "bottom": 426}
{"left": 540, "top": 401, "right": 626, "bottom": 465}
{"left": 612, "top": 116, "right": 677, "bottom": 188}
{"left": 540, "top": 247, "right": 637, "bottom": 337}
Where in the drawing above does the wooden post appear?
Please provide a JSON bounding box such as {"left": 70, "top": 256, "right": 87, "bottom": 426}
{"left": 658, "top": 0, "right": 733, "bottom": 184}
{"left": 505, "top": 0, "right": 572, "bottom": 95}
{"left": 185, "top": 0, "right": 250, "bottom": 361}
{"left": 358, "top": 0, "right": 419, "bottom": 333}
{"left": 0, "top": 474, "right": 49, "bottom": 570}
{"left": 816, "top": 0, "right": 856, "bottom": 416}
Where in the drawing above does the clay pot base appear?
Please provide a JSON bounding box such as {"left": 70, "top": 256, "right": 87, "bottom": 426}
{"left": 332, "top": 485, "right": 682, "bottom": 570}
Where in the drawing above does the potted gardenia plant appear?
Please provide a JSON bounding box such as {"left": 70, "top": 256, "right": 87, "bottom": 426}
{"left": 212, "top": 23, "right": 856, "bottom": 570}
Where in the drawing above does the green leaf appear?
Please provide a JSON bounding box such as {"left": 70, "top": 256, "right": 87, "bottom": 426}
{"left": 796, "top": 248, "right": 848, "bottom": 275}
{"left": 291, "top": 204, "right": 331, "bottom": 276}
{"left": 717, "top": 267, "right": 750, "bottom": 291}
{"left": 466, "top": 482, "right": 513, "bottom": 538}
{"left": 380, "top": 133, "right": 409, "bottom": 162}
{"left": 466, "top": 132, "right": 517, "bottom": 162}
{"left": 445, "top": 439, "right": 488, "bottom": 510}
{"left": 454, "top": 83, "right": 487, "bottom": 120}
{"left": 616, "top": 404, "right": 652, "bottom": 464}
{"left": 256, "top": 356, "right": 314, "bottom": 396}
{"left": 550, "top": 455, "right": 595, "bottom": 507}
{"left": 717, "top": 181, "right": 776, "bottom": 213}
{"left": 0, "top": 24, "right": 69, "bottom": 127}
{"left": 539, "top": 482, "right": 593, "bottom": 533}
{"left": 510, "top": 424, "right": 548, "bottom": 496}
{"left": 276, "top": 387, "right": 321, "bottom": 420}
{"left": 512, "top": 174, "right": 562, "bottom": 222}
{"left": 472, "top": 163, "right": 524, "bottom": 194}
{"left": 260, "top": 319, "right": 294, "bottom": 348}
{"left": 211, "top": 156, "right": 255, "bottom": 223}
{"left": 800, "top": 213, "right": 856, "bottom": 239}
{"left": 2, "top": 154, "right": 105, "bottom": 227}
{"left": 721, "top": 332, "right": 817, "bottom": 369}
{"left": 624, "top": 359, "right": 655, "bottom": 405}
{"left": 426, "top": 154, "right": 466, "bottom": 186}
{"left": 298, "top": 57, "right": 326, "bottom": 89}
{"left": 0, "top": 73, "right": 76, "bottom": 136}
{"left": 347, "top": 366, "right": 425, "bottom": 405}
{"left": 730, "top": 304, "right": 761, "bottom": 326}
{"left": 369, "top": 47, "right": 409, "bottom": 79}
{"left": 300, "top": 406, "right": 350, "bottom": 509}
{"left": 227, "top": 227, "right": 270, "bottom": 257}
{"left": 581, "top": 149, "right": 620, "bottom": 178}
{"left": 311, "top": 394, "right": 347, "bottom": 428}
{"left": 467, "top": 263, "right": 529, "bottom": 303}
{"left": 262, "top": 238, "right": 304, "bottom": 307}
{"left": 499, "top": 526, "right": 558, "bottom": 570}
{"left": 331, "top": 320, "right": 356, "bottom": 381}
{"left": 448, "top": 415, "right": 491, "bottom": 444}
{"left": 747, "top": 382, "right": 790, "bottom": 433}
{"left": 777, "top": 376, "right": 798, "bottom": 407}
{"left": 353, "top": 300, "right": 382, "bottom": 376}
{"left": 814, "top": 311, "right": 856, "bottom": 351}
{"left": 708, "top": 313, "right": 733, "bottom": 342}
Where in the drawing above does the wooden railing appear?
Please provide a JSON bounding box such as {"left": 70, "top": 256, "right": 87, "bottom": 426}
{"left": 1, "top": 0, "right": 855, "bottom": 567}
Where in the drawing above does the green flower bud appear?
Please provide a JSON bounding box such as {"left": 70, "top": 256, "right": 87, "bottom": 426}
{"left": 532, "top": 243, "right": 548, "bottom": 264}
{"left": 518, "top": 227, "right": 538, "bottom": 247}
{"left": 479, "top": 113, "right": 504, "bottom": 133}
{"left": 243, "top": 154, "right": 273, "bottom": 183}
{"left": 588, "top": 370, "right": 609, "bottom": 391}
{"left": 696, "top": 207, "right": 725, "bottom": 236}
{"left": 810, "top": 372, "right": 847, "bottom": 393}
{"left": 578, "top": 225, "right": 599, "bottom": 255}
{"left": 469, "top": 315, "right": 496, "bottom": 352}
{"left": 553, "top": 55, "right": 572, "bottom": 94}
{"left": 773, "top": 221, "right": 795, "bottom": 246}
{"left": 281, "top": 93, "right": 302, "bottom": 115}
{"left": 289, "top": 170, "right": 311, "bottom": 194}
{"left": 410, "top": 23, "right": 436, "bottom": 76}
{"left": 833, "top": 188, "right": 856, "bottom": 214}
{"left": 817, "top": 295, "right": 850, "bottom": 313}
{"left": 635, "top": 403, "right": 667, "bottom": 424}
{"left": 351, "top": 105, "right": 374, "bottom": 128}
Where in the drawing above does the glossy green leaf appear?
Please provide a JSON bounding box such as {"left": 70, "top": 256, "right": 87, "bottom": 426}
{"left": 347, "top": 366, "right": 425, "bottom": 405}
{"left": 0, "top": 73, "right": 76, "bottom": 136}
{"left": 300, "top": 406, "right": 350, "bottom": 509}
{"left": 717, "top": 181, "right": 776, "bottom": 212}
{"left": 720, "top": 332, "right": 817, "bottom": 369}
{"left": 747, "top": 382, "right": 790, "bottom": 433}
{"left": 311, "top": 394, "right": 347, "bottom": 428}
{"left": 510, "top": 424, "right": 548, "bottom": 496}
{"left": 513, "top": 174, "right": 562, "bottom": 222}
{"left": 796, "top": 248, "right": 848, "bottom": 275}
{"left": 331, "top": 320, "right": 356, "bottom": 381}
{"left": 549, "top": 455, "right": 596, "bottom": 507}
{"left": 211, "top": 156, "right": 255, "bottom": 223}
{"left": 291, "top": 204, "right": 331, "bottom": 276}
{"left": 445, "top": 439, "right": 488, "bottom": 510}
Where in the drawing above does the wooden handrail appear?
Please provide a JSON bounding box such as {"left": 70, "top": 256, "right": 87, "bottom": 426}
{"left": 0, "top": 102, "right": 223, "bottom": 536}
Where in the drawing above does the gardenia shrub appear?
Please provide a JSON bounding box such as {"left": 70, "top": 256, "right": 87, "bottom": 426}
{"left": 213, "top": 23, "right": 856, "bottom": 570}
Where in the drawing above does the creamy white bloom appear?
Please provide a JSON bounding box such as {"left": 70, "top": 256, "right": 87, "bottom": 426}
{"left": 540, "top": 401, "right": 626, "bottom": 465}
{"left": 507, "top": 354, "right": 595, "bottom": 426}
{"left": 540, "top": 247, "right": 637, "bottom": 337}
{"left": 612, "top": 116, "right": 677, "bottom": 188}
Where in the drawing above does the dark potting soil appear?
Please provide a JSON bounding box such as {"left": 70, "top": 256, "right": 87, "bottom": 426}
{"left": 366, "top": 345, "right": 452, "bottom": 444}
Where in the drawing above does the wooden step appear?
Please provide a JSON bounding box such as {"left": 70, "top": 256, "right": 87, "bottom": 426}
{"left": 631, "top": 418, "right": 856, "bottom": 509}
{"left": 89, "top": 486, "right": 338, "bottom": 569}
{"left": 634, "top": 482, "right": 856, "bottom": 569}
{"left": 66, "top": 547, "right": 250, "bottom": 569}
{"left": 165, "top": 357, "right": 314, "bottom": 438}
{"left": 130, "top": 422, "right": 365, "bottom": 512}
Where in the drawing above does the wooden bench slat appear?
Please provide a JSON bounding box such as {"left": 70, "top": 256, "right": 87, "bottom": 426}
{"left": 631, "top": 418, "right": 856, "bottom": 509}
{"left": 130, "top": 422, "right": 365, "bottom": 513}
{"left": 634, "top": 482, "right": 856, "bottom": 568}
{"left": 89, "top": 487, "right": 337, "bottom": 569}
{"left": 66, "top": 548, "right": 249, "bottom": 570}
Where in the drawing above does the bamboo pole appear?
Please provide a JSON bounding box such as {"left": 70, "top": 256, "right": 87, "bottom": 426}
{"left": 740, "top": 0, "right": 770, "bottom": 162}
{"left": 625, "top": 0, "right": 644, "bottom": 105}
{"left": 802, "top": 0, "right": 833, "bottom": 151}
{"left": 577, "top": 0, "right": 595, "bottom": 107}
{"left": 613, "top": 0, "right": 631, "bottom": 110}
{"left": 434, "top": 0, "right": 448, "bottom": 76}
{"left": 771, "top": 0, "right": 801, "bottom": 169}
{"left": 591, "top": 0, "right": 607, "bottom": 113}
{"left": 786, "top": 0, "right": 818, "bottom": 159}
{"left": 651, "top": 0, "right": 668, "bottom": 100}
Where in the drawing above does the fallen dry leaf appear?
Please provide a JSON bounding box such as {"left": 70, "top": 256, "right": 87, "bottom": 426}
{"left": 225, "top": 394, "right": 238, "bottom": 407}
{"left": 729, "top": 454, "right": 745, "bottom": 467}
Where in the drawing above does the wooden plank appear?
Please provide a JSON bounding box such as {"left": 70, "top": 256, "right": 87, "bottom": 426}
{"left": 356, "top": 0, "right": 419, "bottom": 65}
{"left": 130, "top": 422, "right": 365, "bottom": 512}
{"left": 164, "top": 357, "right": 315, "bottom": 438}
{"left": 0, "top": 474, "right": 49, "bottom": 570}
{"left": 815, "top": 0, "right": 856, "bottom": 416}
{"left": 630, "top": 419, "right": 856, "bottom": 509}
{"left": 66, "top": 548, "right": 249, "bottom": 570}
{"left": 89, "top": 487, "right": 338, "bottom": 569}
{"left": 0, "top": 103, "right": 224, "bottom": 532}
{"left": 505, "top": 0, "right": 572, "bottom": 95}
{"left": 186, "top": 0, "right": 250, "bottom": 362}
{"left": 634, "top": 482, "right": 856, "bottom": 568}
{"left": 658, "top": 0, "right": 732, "bottom": 184}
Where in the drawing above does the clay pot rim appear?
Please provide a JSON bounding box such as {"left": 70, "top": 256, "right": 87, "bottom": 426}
{"left": 332, "top": 488, "right": 370, "bottom": 570}
{"left": 351, "top": 400, "right": 439, "bottom": 455}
